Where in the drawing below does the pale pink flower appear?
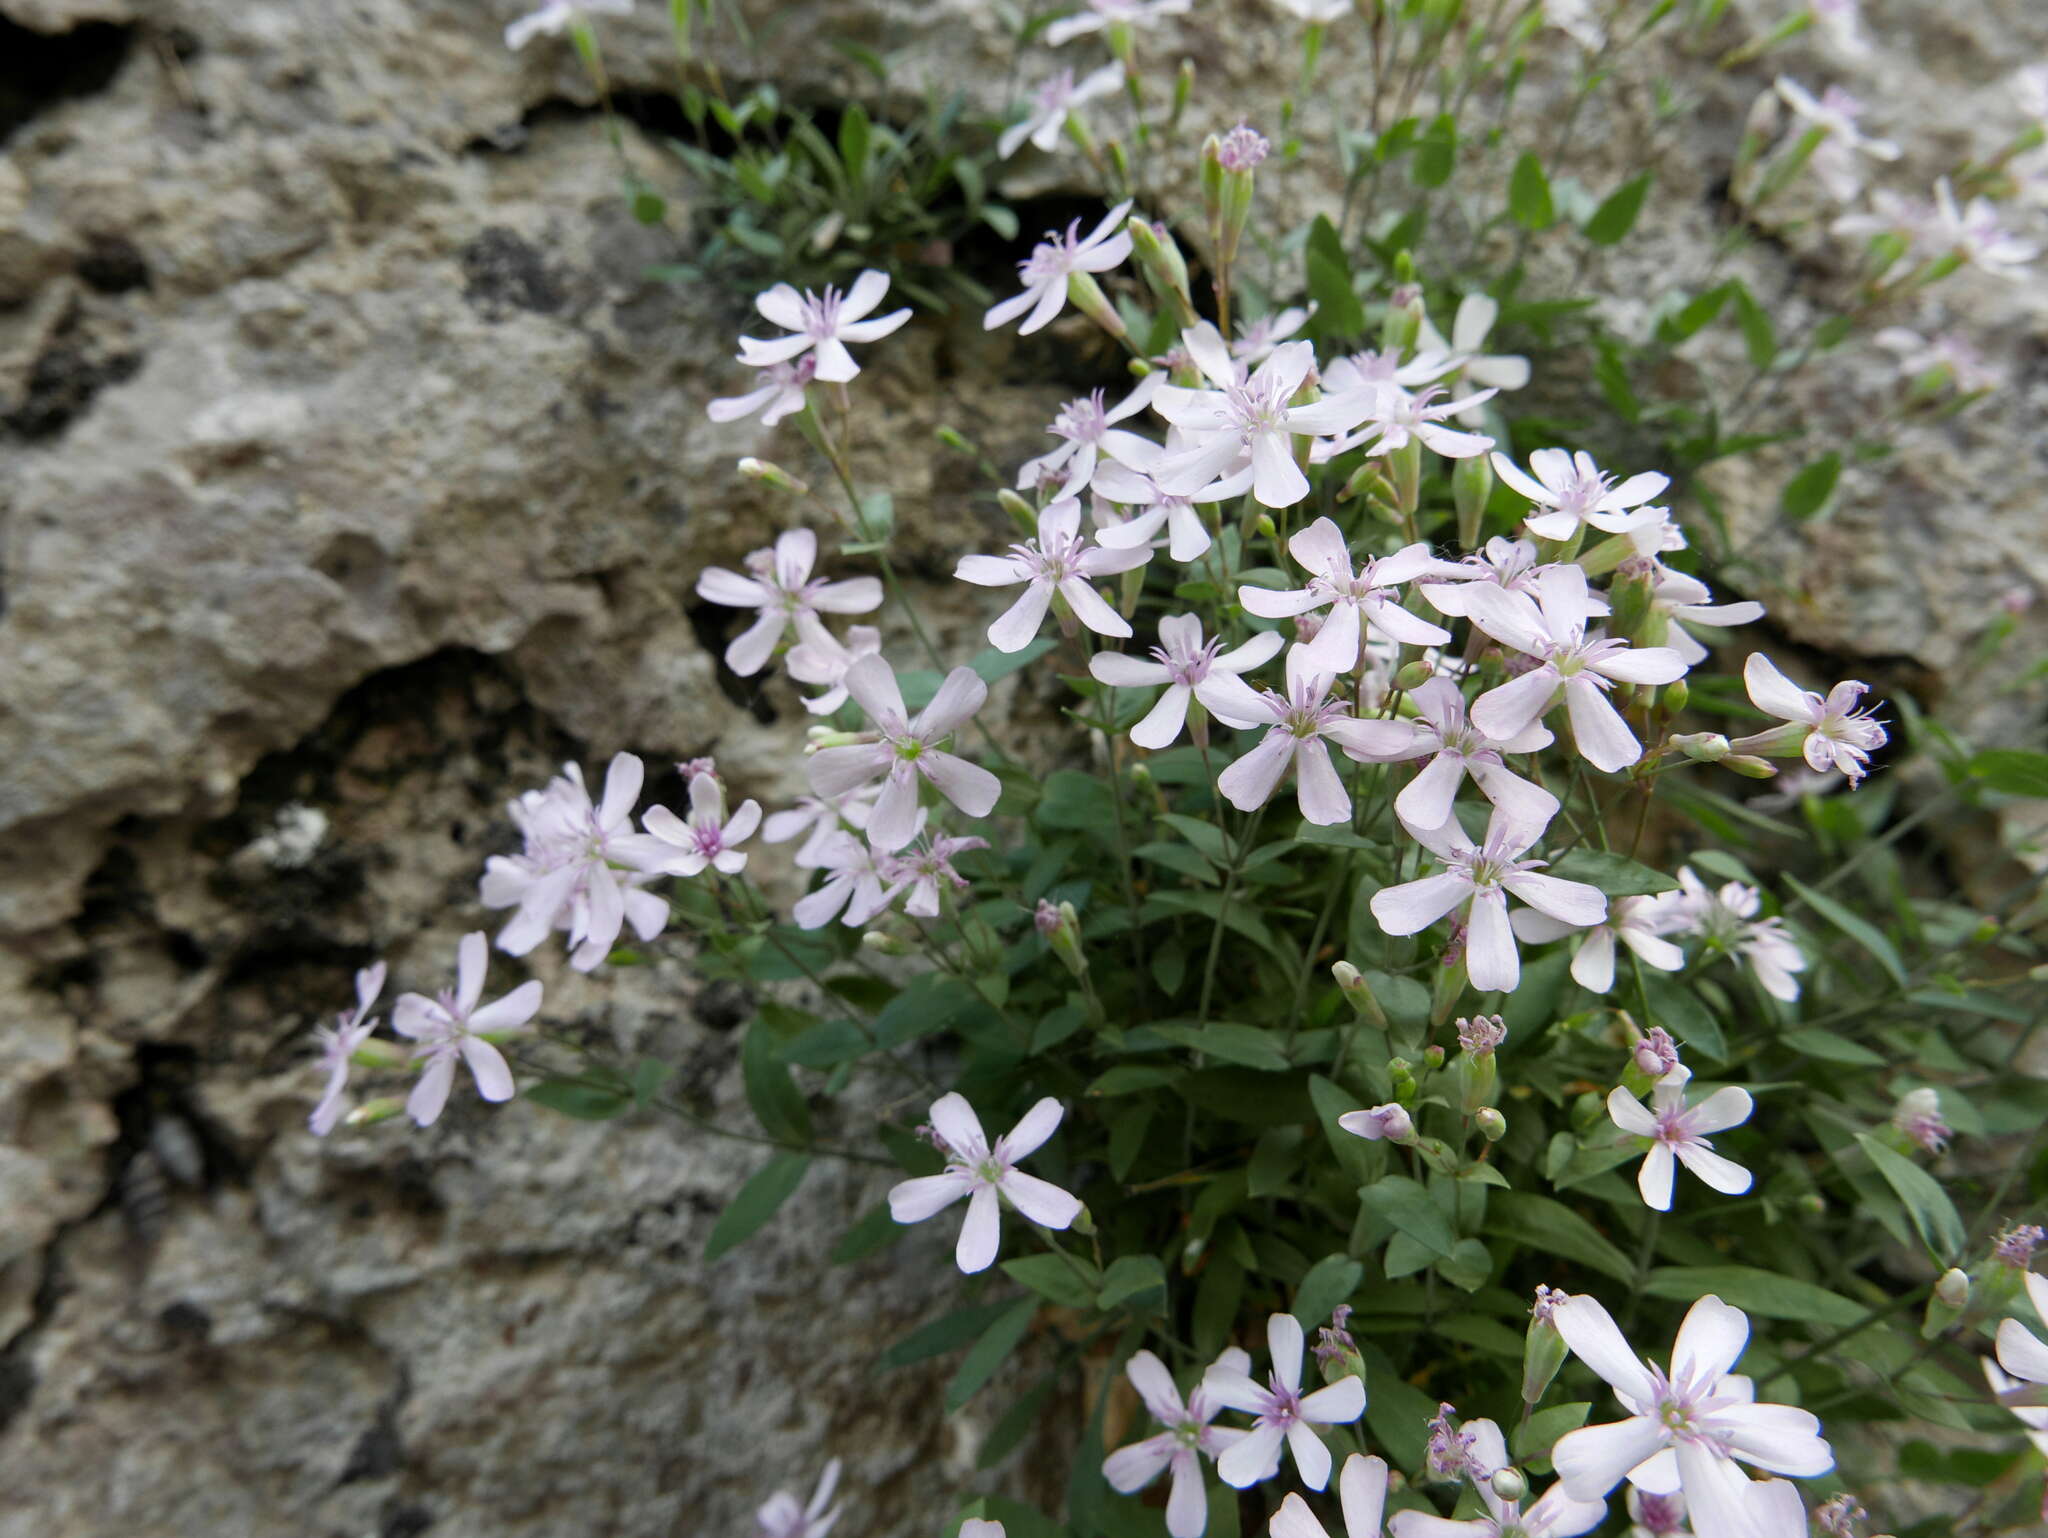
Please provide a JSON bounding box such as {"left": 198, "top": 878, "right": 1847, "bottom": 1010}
{"left": 756, "top": 1458, "right": 842, "bottom": 1538}
{"left": 985, "top": 201, "right": 1134, "bottom": 335}
{"left": 1017, "top": 376, "right": 1163, "bottom": 501}
{"left": 1461, "top": 563, "right": 1689, "bottom": 773}
{"left": 1204, "top": 1313, "right": 1367, "bottom": 1491}
{"left": 1310, "top": 383, "right": 1497, "bottom": 462}
{"left": 887, "top": 1093, "right": 1082, "bottom": 1273}
{"left": 1625, "top": 1488, "right": 1690, "bottom": 1537}
{"left": 1418, "top": 294, "right": 1532, "bottom": 420}
{"left": 1216, "top": 648, "right": 1391, "bottom": 825}
{"left": 1542, "top": 0, "right": 1603, "bottom": 49}
{"left": 695, "top": 529, "right": 883, "bottom": 678}
{"left": 787, "top": 624, "right": 882, "bottom": 715}
{"left": 1088, "top": 615, "right": 1281, "bottom": 749}
{"left": 1491, "top": 449, "right": 1668, "bottom": 543}
{"left": 708, "top": 355, "right": 815, "bottom": 426}
{"left": 392, "top": 932, "right": 543, "bottom": 1128}
{"left": 1871, "top": 328, "right": 2002, "bottom": 396}
{"left": 2013, "top": 63, "right": 2048, "bottom": 128}
{"left": 1232, "top": 305, "right": 1316, "bottom": 365}
{"left": 1271, "top": 1455, "right": 1390, "bottom": 1538}
{"left": 1000, "top": 63, "right": 1127, "bottom": 160}
{"left": 1549, "top": 1293, "right": 1834, "bottom": 1534}
{"left": 1888, "top": 1086, "right": 1950, "bottom": 1155}
{"left": 807, "top": 658, "right": 1001, "bottom": 849}
{"left": 1045, "top": 0, "right": 1191, "bottom": 45}
{"left": 885, "top": 832, "right": 989, "bottom": 917}
{"left": 1830, "top": 188, "right": 1938, "bottom": 253}
{"left": 479, "top": 753, "right": 671, "bottom": 971}
{"left": 955, "top": 498, "right": 1152, "bottom": 651}
{"left": 792, "top": 828, "right": 906, "bottom": 929}
{"left": 1102, "top": 1347, "right": 1253, "bottom": 1538}
{"left": 310, "top": 961, "right": 387, "bottom": 1136}
{"left": 1091, "top": 465, "right": 1215, "bottom": 562}
{"left": 762, "top": 788, "right": 875, "bottom": 868}
{"left": 960, "top": 1523, "right": 1005, "bottom": 1538}
{"left": 1386, "top": 1416, "right": 1607, "bottom": 1537}
{"left": 1634, "top": 1027, "right": 1681, "bottom": 1079}
{"left": 638, "top": 771, "right": 762, "bottom": 877}
{"left": 1339, "top": 675, "right": 1559, "bottom": 831}
{"left": 1606, "top": 1066, "right": 1754, "bottom": 1211}
{"left": 505, "top": 0, "right": 633, "bottom": 51}
{"left": 1240, "top": 521, "right": 1462, "bottom": 673}
{"left": 1773, "top": 79, "right": 1900, "bottom": 201}
{"left": 1737, "top": 654, "right": 1886, "bottom": 785}
{"left": 1322, "top": 346, "right": 1459, "bottom": 397}
{"left": 1652, "top": 867, "right": 1806, "bottom": 1003}
{"left": 737, "top": 269, "right": 911, "bottom": 383}
{"left": 1337, "top": 1104, "right": 1415, "bottom": 1144}
{"left": 1931, "top": 177, "right": 2038, "bottom": 278}
{"left": 1513, "top": 892, "right": 1686, "bottom": 994}
{"left": 1416, "top": 537, "right": 1549, "bottom": 618}
{"left": 1648, "top": 568, "right": 1765, "bottom": 667}
{"left": 1370, "top": 810, "right": 1606, "bottom": 993}
{"left": 1995, "top": 1272, "right": 2048, "bottom": 1391}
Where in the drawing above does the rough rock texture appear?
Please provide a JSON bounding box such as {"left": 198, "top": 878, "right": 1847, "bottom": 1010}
{"left": 0, "top": 0, "right": 2042, "bottom": 1534}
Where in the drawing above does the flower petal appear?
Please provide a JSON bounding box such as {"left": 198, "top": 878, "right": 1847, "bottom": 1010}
{"left": 955, "top": 1184, "right": 1003, "bottom": 1273}
{"left": 1552, "top": 1415, "right": 1668, "bottom": 1501}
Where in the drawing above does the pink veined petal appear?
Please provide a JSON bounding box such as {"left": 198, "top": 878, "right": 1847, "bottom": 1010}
{"left": 1293, "top": 738, "right": 1352, "bottom": 826}
{"left": 1471, "top": 666, "right": 1561, "bottom": 741}
{"left": 1091, "top": 651, "right": 1172, "bottom": 687}
{"left": 918, "top": 751, "right": 1001, "bottom": 818}
{"left": 1217, "top": 729, "right": 1298, "bottom": 813}
{"left": 1103, "top": 1435, "right": 1177, "bottom": 1494}
{"left": 1001, "top": 1169, "right": 1082, "bottom": 1228}
{"left": 955, "top": 1184, "right": 1004, "bottom": 1273}
{"left": 1685, "top": 1086, "right": 1754, "bottom": 1135}
{"left": 389, "top": 994, "right": 445, "bottom": 1043}
{"left": 1060, "top": 574, "right": 1134, "bottom": 638}
{"left": 1000, "top": 1097, "right": 1065, "bottom": 1160}
{"left": 916, "top": 666, "right": 991, "bottom": 739}
{"left": 1371, "top": 872, "right": 1472, "bottom": 935}
{"left": 1465, "top": 888, "right": 1521, "bottom": 992}
{"left": 988, "top": 580, "right": 1056, "bottom": 651}
{"left": 1217, "top": 1422, "right": 1286, "bottom": 1489}
{"left": 1565, "top": 677, "right": 1642, "bottom": 772}
{"left": 459, "top": 1036, "right": 517, "bottom": 1102}
{"left": 1637, "top": 1142, "right": 1678, "bottom": 1211}
{"left": 1124, "top": 1349, "right": 1187, "bottom": 1423}
{"left": 1552, "top": 1415, "right": 1668, "bottom": 1501}
{"left": 1675, "top": 1143, "right": 1753, "bottom": 1196}
{"left": 1131, "top": 684, "right": 1193, "bottom": 750}
{"left": 889, "top": 1171, "right": 970, "bottom": 1224}
{"left": 467, "top": 979, "right": 544, "bottom": 1034}
{"left": 1552, "top": 1296, "right": 1659, "bottom": 1408}
{"left": 1163, "top": 1452, "right": 1208, "bottom": 1538}
{"left": 1339, "top": 1454, "right": 1390, "bottom": 1538}
{"left": 1505, "top": 871, "right": 1608, "bottom": 928}
{"left": 867, "top": 769, "right": 923, "bottom": 852}
{"left": 1297, "top": 1374, "right": 1366, "bottom": 1425}
{"left": 454, "top": 931, "right": 490, "bottom": 1015}
{"left": 1394, "top": 750, "right": 1467, "bottom": 829}
{"left": 1286, "top": 1419, "right": 1333, "bottom": 1491}
{"left": 1573, "top": 925, "right": 1619, "bottom": 992}
{"left": 407, "top": 1054, "right": 456, "bottom": 1127}
{"left": 1742, "top": 653, "right": 1815, "bottom": 723}
{"left": 836, "top": 655, "right": 904, "bottom": 730}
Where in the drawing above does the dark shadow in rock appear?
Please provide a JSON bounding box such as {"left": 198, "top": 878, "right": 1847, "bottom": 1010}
{"left": 0, "top": 19, "right": 135, "bottom": 144}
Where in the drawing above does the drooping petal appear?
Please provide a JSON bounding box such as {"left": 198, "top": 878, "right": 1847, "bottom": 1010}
{"left": 1674, "top": 1143, "right": 1753, "bottom": 1196}
{"left": 1163, "top": 1453, "right": 1209, "bottom": 1538}
{"left": 459, "top": 1036, "right": 517, "bottom": 1102}
{"left": 1564, "top": 678, "right": 1642, "bottom": 772}
{"left": 1465, "top": 888, "right": 1521, "bottom": 992}
{"left": 956, "top": 1184, "right": 1003, "bottom": 1273}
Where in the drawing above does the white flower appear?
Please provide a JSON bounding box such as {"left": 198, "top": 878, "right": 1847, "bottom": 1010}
{"left": 1931, "top": 177, "right": 2039, "bottom": 278}
{"left": 505, "top": 0, "right": 633, "bottom": 51}
{"left": 761, "top": 787, "right": 875, "bottom": 869}
{"left": 1233, "top": 305, "right": 1316, "bottom": 365}
{"left": 1542, "top": 0, "right": 1604, "bottom": 50}
{"left": 792, "top": 828, "right": 906, "bottom": 929}
{"left": 1491, "top": 449, "right": 1669, "bottom": 543}
{"left": 886, "top": 1093, "right": 1082, "bottom": 1273}
{"left": 1513, "top": 892, "right": 1687, "bottom": 994}
{"left": 1322, "top": 346, "right": 1459, "bottom": 397}
{"left": 392, "top": 933, "right": 543, "bottom": 1128}
{"left": 1267, "top": 0, "right": 1353, "bottom": 20}
{"left": 737, "top": 270, "right": 911, "bottom": 383}
{"left": 1103, "top": 1347, "right": 1254, "bottom": 1538}
{"left": 1371, "top": 810, "right": 1606, "bottom": 993}
{"left": 1811, "top": 0, "right": 1868, "bottom": 58}
{"left": 1654, "top": 867, "right": 1806, "bottom": 1003}
{"left": 1419, "top": 294, "right": 1533, "bottom": 419}
{"left": 1829, "top": 188, "right": 1938, "bottom": 253}
{"left": 756, "top": 1458, "right": 842, "bottom": 1538}
{"left": 1549, "top": 1293, "right": 1834, "bottom": 1535}
{"left": 2013, "top": 62, "right": 2048, "bottom": 129}
{"left": 1340, "top": 675, "right": 1560, "bottom": 831}
{"left": 1017, "top": 376, "right": 1163, "bottom": 501}
{"left": 1151, "top": 327, "right": 1371, "bottom": 509}
{"left": 1461, "top": 564, "right": 1689, "bottom": 773}
{"left": 708, "top": 355, "right": 815, "bottom": 426}
{"left": 985, "top": 201, "right": 1134, "bottom": 335}
{"left": 1738, "top": 654, "right": 1887, "bottom": 786}
{"left": 1995, "top": 1271, "right": 2048, "bottom": 1390}
{"left": 806, "top": 657, "right": 1002, "bottom": 850}
{"left": 1239, "top": 520, "right": 1462, "bottom": 674}
{"left": 1216, "top": 648, "right": 1391, "bottom": 826}
{"left": 1271, "top": 1455, "right": 1390, "bottom": 1538}
{"left": 1385, "top": 1417, "right": 1606, "bottom": 1537}
{"left": 955, "top": 498, "right": 1152, "bottom": 651}
{"left": 1871, "top": 328, "right": 2003, "bottom": 396}
{"left": 1088, "top": 614, "right": 1281, "bottom": 749}
{"left": 1606, "top": 1066, "right": 1754, "bottom": 1211}
{"left": 638, "top": 772, "right": 763, "bottom": 877}
{"left": 1204, "top": 1313, "right": 1368, "bottom": 1491}
{"left": 1045, "top": 0, "right": 1191, "bottom": 46}
{"left": 786, "top": 624, "right": 883, "bottom": 715}
{"left": 310, "top": 962, "right": 387, "bottom": 1136}
{"left": 479, "top": 753, "right": 671, "bottom": 971}
{"left": 1984, "top": 1358, "right": 2048, "bottom": 1458}
{"left": 1000, "top": 63, "right": 1127, "bottom": 160}
{"left": 694, "top": 529, "right": 883, "bottom": 678}
{"left": 1649, "top": 569, "right": 1765, "bottom": 667}
{"left": 1311, "top": 384, "right": 1497, "bottom": 462}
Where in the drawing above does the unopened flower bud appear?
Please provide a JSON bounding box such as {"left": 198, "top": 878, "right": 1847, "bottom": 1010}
{"left": 737, "top": 456, "right": 808, "bottom": 494}
{"left": 1523, "top": 1286, "right": 1570, "bottom": 1404}
{"left": 1453, "top": 452, "right": 1494, "bottom": 549}
{"left": 1066, "top": 271, "right": 1126, "bottom": 339}
{"left": 935, "top": 425, "right": 973, "bottom": 453}
{"left": 1935, "top": 1267, "right": 1970, "bottom": 1308}
{"left": 1338, "top": 1102, "right": 1416, "bottom": 1144}
{"left": 1661, "top": 676, "right": 1689, "bottom": 714}
{"left": 861, "top": 929, "right": 913, "bottom": 956}
{"left": 1475, "top": 1107, "right": 1507, "bottom": 1142}
{"left": 997, "top": 488, "right": 1038, "bottom": 534}
{"left": 1388, "top": 1058, "right": 1419, "bottom": 1104}
{"left": 1380, "top": 286, "right": 1423, "bottom": 354}
{"left": 1333, "top": 961, "right": 1389, "bottom": 1027}
{"left": 344, "top": 1097, "right": 406, "bottom": 1128}
{"left": 1127, "top": 218, "right": 1197, "bottom": 328}
{"left": 1038, "top": 899, "right": 1088, "bottom": 979}
{"left": 1213, "top": 123, "right": 1267, "bottom": 264}
{"left": 1395, "top": 660, "right": 1436, "bottom": 692}
{"left": 1672, "top": 732, "right": 1731, "bottom": 762}
{"left": 1199, "top": 133, "right": 1227, "bottom": 225}
{"left": 1489, "top": 1466, "right": 1526, "bottom": 1503}
{"left": 1423, "top": 1043, "right": 1446, "bottom": 1070}
{"left": 1255, "top": 513, "right": 1278, "bottom": 541}
{"left": 1633, "top": 1026, "right": 1680, "bottom": 1079}
{"left": 1170, "top": 59, "right": 1194, "bottom": 129}
{"left": 1606, "top": 558, "right": 1658, "bottom": 642}
{"left": 350, "top": 1039, "right": 410, "bottom": 1071}
{"left": 1723, "top": 754, "right": 1778, "bottom": 779}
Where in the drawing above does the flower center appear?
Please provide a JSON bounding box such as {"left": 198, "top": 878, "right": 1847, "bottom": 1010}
{"left": 803, "top": 287, "right": 844, "bottom": 338}
{"left": 1052, "top": 391, "right": 1110, "bottom": 444}
{"left": 1225, "top": 375, "right": 1286, "bottom": 437}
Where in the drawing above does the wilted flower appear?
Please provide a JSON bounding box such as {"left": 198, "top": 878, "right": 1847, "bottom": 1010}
{"left": 1634, "top": 1026, "right": 1681, "bottom": 1079}
{"left": 505, "top": 0, "right": 633, "bottom": 51}
{"left": 1456, "top": 1014, "right": 1507, "bottom": 1056}
{"left": 1239, "top": 522, "right": 1462, "bottom": 674}
{"left": 392, "top": 932, "right": 543, "bottom": 1128}
{"left": 1215, "top": 122, "right": 1271, "bottom": 172}
{"left": 1102, "top": 1347, "right": 1252, "bottom": 1538}
{"left": 1204, "top": 1312, "right": 1368, "bottom": 1490}
{"left": 1424, "top": 1402, "right": 1480, "bottom": 1482}
{"left": 887, "top": 1093, "right": 1082, "bottom": 1273}
{"left": 1734, "top": 653, "right": 1887, "bottom": 786}
{"left": 1271, "top": 1455, "right": 1390, "bottom": 1538}
{"left": 756, "top": 1458, "right": 842, "bottom": 1538}
{"left": 999, "top": 63, "right": 1127, "bottom": 160}
{"left": 1891, "top": 1086, "right": 1952, "bottom": 1155}
{"left": 310, "top": 962, "right": 387, "bottom": 1136}
{"left": 1513, "top": 892, "right": 1688, "bottom": 994}
{"left": 1216, "top": 648, "right": 1394, "bottom": 825}
{"left": 986, "top": 201, "right": 1135, "bottom": 335}
{"left": 1607, "top": 1066, "right": 1755, "bottom": 1211}
{"left": 806, "top": 657, "right": 1002, "bottom": 849}
{"left": 1315, "top": 1305, "right": 1358, "bottom": 1368}
{"left": 1338, "top": 1103, "right": 1416, "bottom": 1144}
{"left": 737, "top": 270, "right": 912, "bottom": 383}
{"left": 956, "top": 498, "right": 1152, "bottom": 651}
{"left": 1995, "top": 1223, "right": 2046, "bottom": 1268}
{"left": 1491, "top": 449, "right": 1669, "bottom": 544}
{"left": 695, "top": 529, "right": 883, "bottom": 678}
{"left": 1088, "top": 614, "right": 1281, "bottom": 749}
{"left": 637, "top": 771, "right": 762, "bottom": 877}
{"left": 708, "top": 354, "right": 816, "bottom": 426}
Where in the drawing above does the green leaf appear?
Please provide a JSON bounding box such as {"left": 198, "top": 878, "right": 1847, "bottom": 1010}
{"left": 703, "top": 1153, "right": 810, "bottom": 1260}
{"left": 1309, "top": 1074, "right": 1375, "bottom": 1185}
{"left": 1779, "top": 452, "right": 1842, "bottom": 521}
{"left": 1782, "top": 1028, "right": 1886, "bottom": 1067}
{"left": 875, "top": 974, "right": 980, "bottom": 1047}
{"left": 1508, "top": 152, "right": 1554, "bottom": 230}
{"left": 1037, "top": 769, "right": 1120, "bottom": 834}
{"left": 1358, "top": 1175, "right": 1456, "bottom": 1258}
{"left": 524, "top": 1078, "right": 630, "bottom": 1120}
{"left": 1970, "top": 748, "right": 2048, "bottom": 798}
{"left": 1088, "top": 1064, "right": 1185, "bottom": 1097}
{"left": 1151, "top": 1022, "right": 1292, "bottom": 1071}
{"left": 1640, "top": 972, "right": 1727, "bottom": 1061}
{"left": 837, "top": 102, "right": 871, "bottom": 181}
{"left": 1294, "top": 1254, "right": 1364, "bottom": 1327}
{"left": 1583, "top": 172, "right": 1651, "bottom": 245}
{"left": 1098, "top": 1255, "right": 1169, "bottom": 1311}
{"left": 971, "top": 638, "right": 1057, "bottom": 685}
{"left": 1546, "top": 850, "right": 1681, "bottom": 897}
{"left": 882, "top": 1300, "right": 1017, "bottom": 1368}
{"left": 1731, "top": 282, "right": 1777, "bottom": 368}
{"left": 1784, "top": 874, "right": 1906, "bottom": 987}
{"left": 1512, "top": 1402, "right": 1592, "bottom": 1462}
{"left": 741, "top": 1022, "right": 812, "bottom": 1142}
{"left": 628, "top": 1057, "right": 673, "bottom": 1109}
{"left": 1856, "top": 1133, "right": 1966, "bottom": 1264}
{"left": 1641, "top": 1267, "right": 1867, "bottom": 1327}
{"left": 946, "top": 1296, "right": 1038, "bottom": 1411}
{"left": 1411, "top": 112, "right": 1457, "bottom": 188}
{"left": 978, "top": 1376, "right": 1057, "bottom": 1470}
{"left": 1487, "top": 1192, "right": 1634, "bottom": 1283}
{"left": 1002, "top": 1253, "right": 1103, "bottom": 1310}
{"left": 830, "top": 1204, "right": 902, "bottom": 1265}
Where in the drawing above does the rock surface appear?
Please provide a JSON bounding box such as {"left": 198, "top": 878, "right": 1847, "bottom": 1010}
{"left": 0, "top": 1, "right": 2042, "bottom": 1534}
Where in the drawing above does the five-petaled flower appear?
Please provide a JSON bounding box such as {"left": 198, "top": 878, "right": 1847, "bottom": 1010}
{"left": 1340, "top": 674, "right": 1560, "bottom": 832}
{"left": 392, "top": 932, "right": 543, "bottom": 1128}
{"left": 1018, "top": 376, "right": 1162, "bottom": 501}
{"left": 1216, "top": 648, "right": 1392, "bottom": 825}
{"left": 638, "top": 770, "right": 763, "bottom": 877}
{"left": 1548, "top": 1292, "right": 1833, "bottom": 1537}
{"left": 1606, "top": 1066, "right": 1754, "bottom": 1211}
{"left": 955, "top": 498, "right": 1152, "bottom": 652}
{"left": 1735, "top": 654, "right": 1887, "bottom": 786}
{"left": 1203, "top": 1312, "right": 1367, "bottom": 1491}
{"left": 1088, "top": 614, "right": 1281, "bottom": 749}
{"left": 1239, "top": 521, "right": 1462, "bottom": 673}
{"left": 792, "top": 829, "right": 905, "bottom": 929}
{"left": 999, "top": 63, "right": 1127, "bottom": 160}
{"left": 807, "top": 657, "right": 1002, "bottom": 850}
{"left": 737, "top": 270, "right": 912, "bottom": 383}
{"left": 310, "top": 962, "right": 387, "bottom": 1136}
{"left": 695, "top": 528, "right": 883, "bottom": 678}
{"left": 1102, "top": 1347, "right": 1253, "bottom": 1538}
{"left": 887, "top": 1093, "right": 1083, "bottom": 1273}
{"left": 1655, "top": 867, "right": 1806, "bottom": 1002}
{"left": 1491, "top": 449, "right": 1670, "bottom": 544}
{"left": 986, "top": 201, "right": 1135, "bottom": 335}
